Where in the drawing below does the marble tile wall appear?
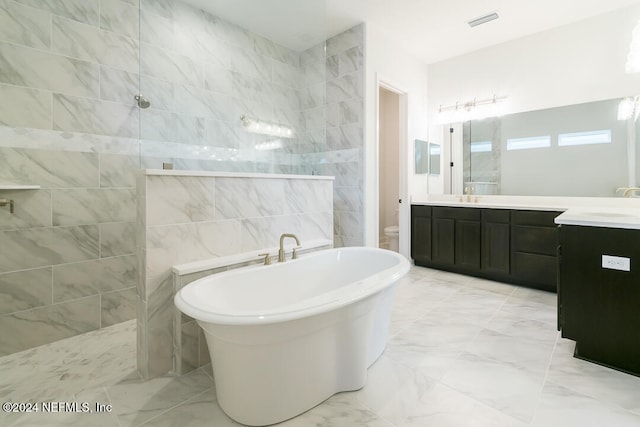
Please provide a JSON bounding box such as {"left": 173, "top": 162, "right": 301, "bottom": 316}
{"left": 0, "top": 0, "right": 140, "bottom": 356}
{"left": 0, "top": 0, "right": 359, "bottom": 357}
{"left": 305, "top": 24, "right": 365, "bottom": 246}
{"left": 137, "top": 172, "right": 334, "bottom": 378}
{"left": 138, "top": 0, "right": 308, "bottom": 174}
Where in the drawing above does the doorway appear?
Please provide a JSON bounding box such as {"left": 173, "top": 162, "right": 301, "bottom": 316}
{"left": 378, "top": 86, "right": 402, "bottom": 252}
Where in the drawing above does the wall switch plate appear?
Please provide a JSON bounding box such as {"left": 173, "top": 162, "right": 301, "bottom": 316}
{"left": 602, "top": 255, "right": 631, "bottom": 272}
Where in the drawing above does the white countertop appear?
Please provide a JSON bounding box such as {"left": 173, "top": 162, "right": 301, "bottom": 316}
{"left": 414, "top": 195, "right": 640, "bottom": 229}
{"left": 554, "top": 207, "right": 640, "bottom": 230}
{"left": 412, "top": 195, "right": 640, "bottom": 212}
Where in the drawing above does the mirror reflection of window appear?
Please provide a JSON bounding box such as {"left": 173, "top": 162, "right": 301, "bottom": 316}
{"left": 429, "top": 143, "right": 441, "bottom": 175}
{"left": 415, "top": 139, "right": 429, "bottom": 174}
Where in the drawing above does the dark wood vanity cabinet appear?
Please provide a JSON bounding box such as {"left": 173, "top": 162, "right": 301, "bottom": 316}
{"left": 411, "top": 205, "right": 432, "bottom": 264}
{"left": 481, "top": 209, "right": 511, "bottom": 277}
{"left": 510, "top": 210, "right": 560, "bottom": 292}
{"left": 411, "top": 205, "right": 562, "bottom": 292}
{"left": 559, "top": 225, "right": 640, "bottom": 376}
{"left": 433, "top": 207, "right": 480, "bottom": 270}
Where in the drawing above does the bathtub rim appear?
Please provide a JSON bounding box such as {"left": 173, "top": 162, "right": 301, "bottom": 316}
{"left": 174, "top": 247, "right": 409, "bottom": 326}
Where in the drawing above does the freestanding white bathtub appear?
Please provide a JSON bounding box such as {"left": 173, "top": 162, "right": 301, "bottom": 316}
{"left": 174, "top": 247, "right": 410, "bottom": 426}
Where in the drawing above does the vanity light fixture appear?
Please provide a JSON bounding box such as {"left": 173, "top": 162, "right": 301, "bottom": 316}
{"left": 437, "top": 94, "right": 507, "bottom": 124}
{"left": 467, "top": 12, "right": 499, "bottom": 28}
{"left": 240, "top": 115, "right": 295, "bottom": 139}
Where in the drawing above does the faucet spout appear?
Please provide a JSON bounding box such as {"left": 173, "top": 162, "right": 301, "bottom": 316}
{"left": 617, "top": 187, "right": 640, "bottom": 197}
{"left": 278, "top": 233, "right": 300, "bottom": 262}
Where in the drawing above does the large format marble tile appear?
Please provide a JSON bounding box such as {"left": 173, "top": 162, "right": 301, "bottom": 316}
{"left": 0, "top": 0, "right": 51, "bottom": 50}
{"left": 53, "top": 94, "right": 139, "bottom": 138}
{"left": 439, "top": 351, "right": 546, "bottom": 423}
{"left": 0, "top": 225, "right": 100, "bottom": 273}
{"left": 0, "top": 84, "right": 50, "bottom": 129}
{"left": 139, "top": 108, "right": 177, "bottom": 142}
{"left": 140, "top": 43, "right": 202, "bottom": 88}
{"left": 215, "top": 177, "right": 285, "bottom": 220}
{"left": 0, "top": 148, "right": 99, "bottom": 188}
{"left": 13, "top": 0, "right": 99, "bottom": 26}
{"left": 99, "top": 65, "right": 139, "bottom": 105}
{"left": 145, "top": 220, "right": 242, "bottom": 286}
{"left": 107, "top": 367, "right": 213, "bottom": 426}
{"left": 174, "top": 84, "right": 231, "bottom": 121}
{"left": 53, "top": 255, "right": 137, "bottom": 302}
{"left": 100, "top": 221, "right": 137, "bottom": 257}
{"left": 545, "top": 338, "right": 640, "bottom": 414}
{"left": 0, "top": 126, "right": 139, "bottom": 155}
{"left": 532, "top": 382, "right": 640, "bottom": 427}
{"left": 240, "top": 214, "right": 304, "bottom": 252}
{"left": 0, "top": 319, "right": 136, "bottom": 404}
{"left": 0, "top": 188, "right": 52, "bottom": 230}
{"left": 0, "top": 267, "right": 52, "bottom": 315}
{"left": 52, "top": 188, "right": 136, "bottom": 226}
{"left": 101, "top": 287, "right": 137, "bottom": 327}
{"left": 326, "top": 72, "right": 364, "bottom": 103}
{"left": 146, "top": 176, "right": 215, "bottom": 225}
{"left": 0, "top": 295, "right": 101, "bottom": 356}
{"left": 283, "top": 178, "right": 332, "bottom": 214}
{"left": 100, "top": 153, "right": 139, "bottom": 188}
{"left": 52, "top": 15, "right": 139, "bottom": 73}
{"left": 0, "top": 42, "right": 99, "bottom": 98}
{"left": 278, "top": 392, "right": 395, "bottom": 427}
{"left": 139, "top": 76, "right": 175, "bottom": 113}
{"left": 100, "top": 0, "right": 139, "bottom": 39}
{"left": 400, "top": 381, "right": 528, "bottom": 427}
{"left": 326, "top": 24, "right": 363, "bottom": 57}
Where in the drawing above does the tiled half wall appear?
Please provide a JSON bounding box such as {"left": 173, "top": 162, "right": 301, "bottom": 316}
{"left": 137, "top": 170, "right": 334, "bottom": 379}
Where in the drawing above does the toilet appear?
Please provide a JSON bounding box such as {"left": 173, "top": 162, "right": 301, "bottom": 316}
{"left": 384, "top": 225, "right": 399, "bottom": 252}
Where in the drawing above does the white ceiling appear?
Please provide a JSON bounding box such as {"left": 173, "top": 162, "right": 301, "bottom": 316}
{"left": 183, "top": 0, "right": 640, "bottom": 64}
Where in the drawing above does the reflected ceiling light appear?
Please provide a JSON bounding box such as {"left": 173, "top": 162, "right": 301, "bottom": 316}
{"left": 437, "top": 94, "right": 507, "bottom": 124}
{"left": 240, "top": 115, "right": 295, "bottom": 139}
{"left": 617, "top": 96, "right": 640, "bottom": 121}
{"left": 626, "top": 20, "right": 640, "bottom": 73}
{"left": 255, "top": 139, "right": 284, "bottom": 151}
{"left": 467, "top": 12, "right": 499, "bottom": 28}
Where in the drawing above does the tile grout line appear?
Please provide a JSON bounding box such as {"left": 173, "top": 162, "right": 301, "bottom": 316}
{"left": 528, "top": 330, "right": 561, "bottom": 426}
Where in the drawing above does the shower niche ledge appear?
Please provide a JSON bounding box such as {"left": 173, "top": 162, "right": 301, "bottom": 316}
{"left": 0, "top": 183, "right": 40, "bottom": 190}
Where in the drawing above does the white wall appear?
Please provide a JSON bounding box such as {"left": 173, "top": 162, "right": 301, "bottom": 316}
{"left": 427, "top": 3, "right": 640, "bottom": 192}
{"left": 365, "top": 25, "right": 430, "bottom": 254}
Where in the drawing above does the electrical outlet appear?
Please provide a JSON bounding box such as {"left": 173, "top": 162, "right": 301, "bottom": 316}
{"left": 602, "top": 255, "right": 631, "bottom": 272}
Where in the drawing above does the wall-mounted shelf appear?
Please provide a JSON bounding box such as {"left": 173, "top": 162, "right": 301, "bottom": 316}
{"left": 0, "top": 184, "right": 40, "bottom": 190}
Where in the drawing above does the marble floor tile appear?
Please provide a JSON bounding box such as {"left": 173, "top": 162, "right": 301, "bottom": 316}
{"left": 399, "top": 382, "right": 528, "bottom": 427}
{"left": 439, "top": 351, "right": 546, "bottom": 423}
{"left": 531, "top": 382, "right": 640, "bottom": 427}
{"left": 1, "top": 265, "right": 640, "bottom": 426}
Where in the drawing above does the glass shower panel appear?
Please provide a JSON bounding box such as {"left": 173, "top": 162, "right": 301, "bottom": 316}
{"left": 138, "top": 0, "right": 327, "bottom": 175}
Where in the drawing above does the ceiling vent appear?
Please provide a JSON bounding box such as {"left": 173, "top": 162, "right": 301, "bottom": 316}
{"left": 467, "top": 12, "right": 499, "bottom": 28}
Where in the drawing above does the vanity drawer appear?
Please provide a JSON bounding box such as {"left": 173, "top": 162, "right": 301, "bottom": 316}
{"left": 511, "top": 210, "right": 561, "bottom": 227}
{"left": 482, "top": 209, "right": 510, "bottom": 224}
{"left": 433, "top": 206, "right": 481, "bottom": 221}
{"left": 512, "top": 225, "right": 558, "bottom": 256}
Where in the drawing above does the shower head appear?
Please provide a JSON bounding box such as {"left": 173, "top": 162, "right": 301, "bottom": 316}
{"left": 134, "top": 94, "right": 151, "bottom": 109}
